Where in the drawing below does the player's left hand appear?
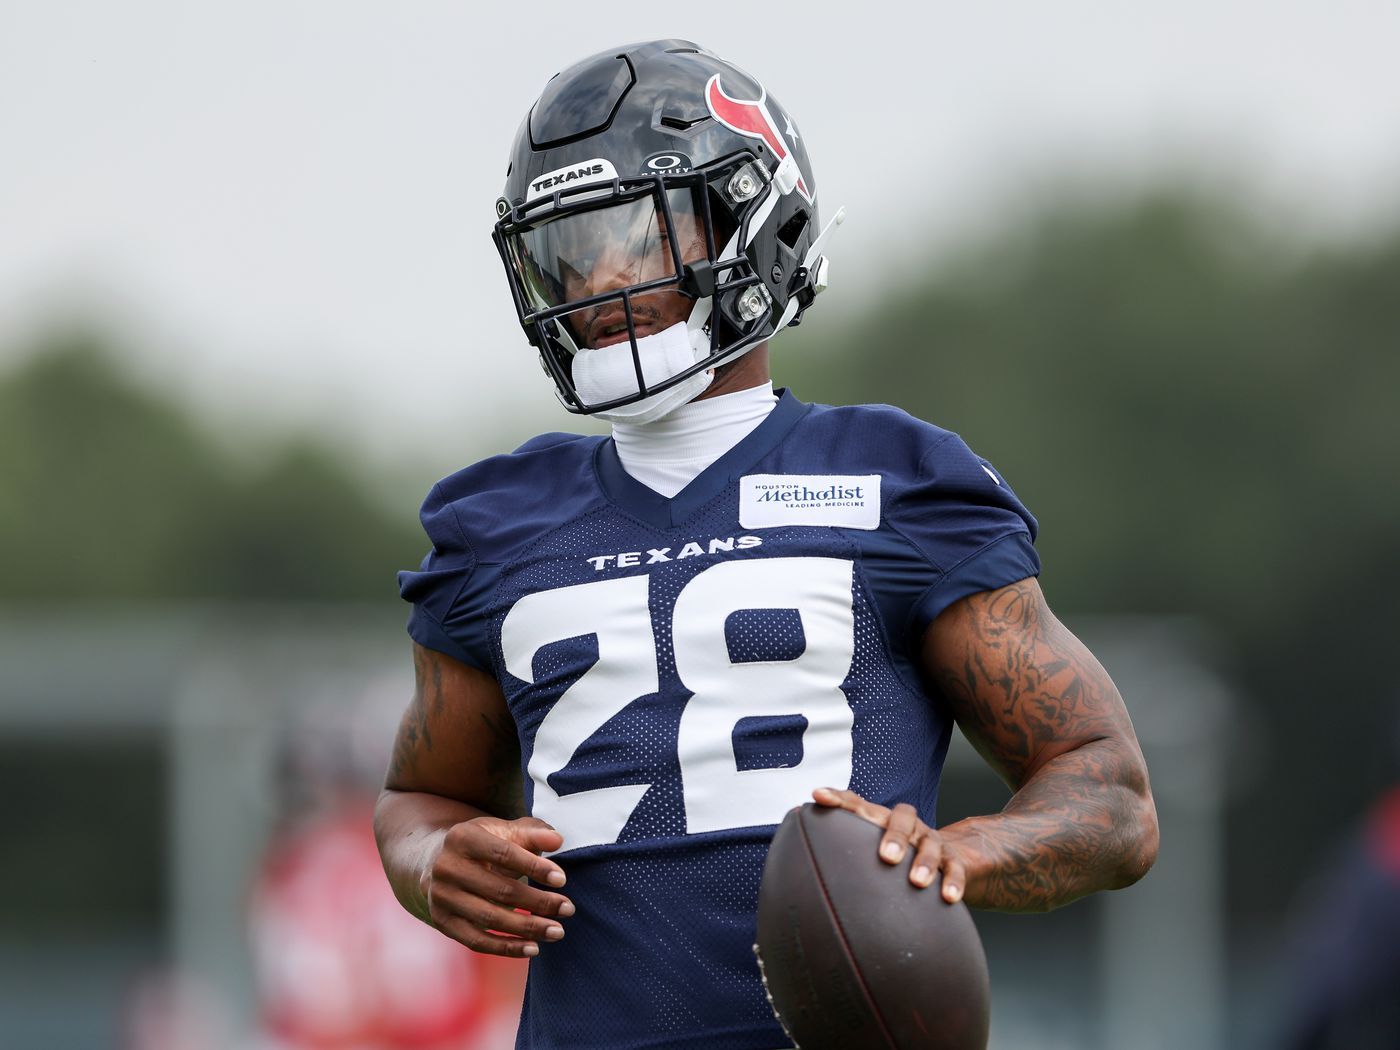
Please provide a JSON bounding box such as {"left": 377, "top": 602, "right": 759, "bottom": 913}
{"left": 812, "top": 787, "right": 970, "bottom": 904}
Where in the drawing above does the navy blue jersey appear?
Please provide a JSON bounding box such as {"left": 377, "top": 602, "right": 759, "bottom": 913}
{"left": 399, "top": 391, "right": 1039, "bottom": 1050}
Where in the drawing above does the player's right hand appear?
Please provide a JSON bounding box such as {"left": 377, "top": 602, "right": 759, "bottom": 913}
{"left": 421, "top": 815, "right": 574, "bottom": 958}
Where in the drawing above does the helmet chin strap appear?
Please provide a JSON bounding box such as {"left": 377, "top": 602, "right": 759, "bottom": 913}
{"left": 686, "top": 294, "right": 714, "bottom": 358}
{"left": 581, "top": 286, "right": 726, "bottom": 425}
{"left": 573, "top": 320, "right": 714, "bottom": 425}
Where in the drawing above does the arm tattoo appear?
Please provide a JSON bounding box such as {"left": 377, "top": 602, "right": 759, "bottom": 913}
{"left": 385, "top": 645, "right": 526, "bottom": 819}
{"left": 933, "top": 579, "right": 1157, "bottom": 912}
{"left": 386, "top": 644, "right": 441, "bottom": 785}
{"left": 480, "top": 709, "right": 526, "bottom": 819}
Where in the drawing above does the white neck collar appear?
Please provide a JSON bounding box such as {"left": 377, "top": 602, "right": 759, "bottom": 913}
{"left": 611, "top": 382, "right": 778, "bottom": 497}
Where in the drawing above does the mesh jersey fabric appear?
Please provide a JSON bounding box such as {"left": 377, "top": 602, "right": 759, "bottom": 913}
{"left": 398, "top": 390, "right": 1039, "bottom": 1050}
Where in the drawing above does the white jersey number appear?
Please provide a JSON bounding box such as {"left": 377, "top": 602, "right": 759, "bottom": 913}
{"left": 499, "top": 557, "right": 856, "bottom": 851}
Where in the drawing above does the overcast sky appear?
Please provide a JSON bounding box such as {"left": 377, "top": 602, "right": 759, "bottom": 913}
{"left": 3, "top": 1, "right": 1399, "bottom": 470}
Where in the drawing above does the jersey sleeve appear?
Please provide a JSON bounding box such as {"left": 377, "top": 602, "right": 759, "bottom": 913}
{"left": 397, "top": 482, "right": 494, "bottom": 671}
{"left": 395, "top": 432, "right": 599, "bottom": 672}
{"left": 885, "top": 431, "right": 1040, "bottom": 636}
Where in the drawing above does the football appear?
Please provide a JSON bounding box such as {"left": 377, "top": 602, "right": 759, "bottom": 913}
{"left": 754, "top": 803, "right": 990, "bottom": 1050}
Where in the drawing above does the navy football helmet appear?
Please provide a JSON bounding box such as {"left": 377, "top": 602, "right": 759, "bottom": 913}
{"left": 493, "top": 40, "right": 840, "bottom": 417}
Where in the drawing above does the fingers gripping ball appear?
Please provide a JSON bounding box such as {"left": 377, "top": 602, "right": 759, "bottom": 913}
{"left": 754, "top": 804, "right": 990, "bottom": 1050}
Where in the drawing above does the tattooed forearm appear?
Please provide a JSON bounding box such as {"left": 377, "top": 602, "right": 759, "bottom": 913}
{"left": 941, "top": 741, "right": 1156, "bottom": 911}
{"left": 927, "top": 578, "right": 1158, "bottom": 912}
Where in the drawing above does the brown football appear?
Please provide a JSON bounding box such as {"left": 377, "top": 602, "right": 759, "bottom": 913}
{"left": 754, "top": 803, "right": 990, "bottom": 1049}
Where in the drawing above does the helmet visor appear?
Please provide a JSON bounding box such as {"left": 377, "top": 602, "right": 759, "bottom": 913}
{"left": 506, "top": 187, "right": 710, "bottom": 321}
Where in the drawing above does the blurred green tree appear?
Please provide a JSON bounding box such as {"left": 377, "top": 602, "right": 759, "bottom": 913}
{"left": 0, "top": 330, "right": 423, "bottom": 601}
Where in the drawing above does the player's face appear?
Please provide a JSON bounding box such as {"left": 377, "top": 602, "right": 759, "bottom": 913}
{"left": 509, "top": 189, "right": 711, "bottom": 349}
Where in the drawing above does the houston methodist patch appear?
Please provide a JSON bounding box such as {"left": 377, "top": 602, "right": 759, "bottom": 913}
{"left": 739, "top": 474, "right": 881, "bottom": 530}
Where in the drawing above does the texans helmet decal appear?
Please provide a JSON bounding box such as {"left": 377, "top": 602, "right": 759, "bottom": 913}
{"left": 704, "top": 75, "right": 813, "bottom": 204}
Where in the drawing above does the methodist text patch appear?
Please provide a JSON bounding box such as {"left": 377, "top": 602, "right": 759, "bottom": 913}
{"left": 739, "top": 474, "right": 881, "bottom": 530}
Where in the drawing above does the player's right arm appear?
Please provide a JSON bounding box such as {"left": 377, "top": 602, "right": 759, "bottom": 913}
{"left": 374, "top": 642, "right": 574, "bottom": 957}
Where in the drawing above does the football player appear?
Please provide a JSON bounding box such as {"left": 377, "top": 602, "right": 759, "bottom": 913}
{"left": 376, "top": 40, "right": 1158, "bottom": 1049}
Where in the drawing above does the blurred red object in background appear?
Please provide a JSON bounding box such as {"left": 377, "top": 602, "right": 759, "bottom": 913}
{"left": 251, "top": 800, "right": 526, "bottom": 1050}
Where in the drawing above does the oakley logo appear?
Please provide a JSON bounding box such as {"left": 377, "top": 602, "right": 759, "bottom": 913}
{"left": 525, "top": 158, "right": 618, "bottom": 202}
{"left": 643, "top": 152, "right": 691, "bottom": 174}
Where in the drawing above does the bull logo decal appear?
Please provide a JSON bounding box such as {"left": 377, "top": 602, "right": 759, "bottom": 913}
{"left": 704, "top": 75, "right": 813, "bottom": 204}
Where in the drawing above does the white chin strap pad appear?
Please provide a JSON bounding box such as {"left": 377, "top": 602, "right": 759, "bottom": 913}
{"left": 572, "top": 321, "right": 714, "bottom": 424}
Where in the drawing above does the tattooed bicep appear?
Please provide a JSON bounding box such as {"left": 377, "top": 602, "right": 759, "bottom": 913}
{"left": 384, "top": 643, "right": 524, "bottom": 816}
{"left": 922, "top": 578, "right": 1132, "bottom": 789}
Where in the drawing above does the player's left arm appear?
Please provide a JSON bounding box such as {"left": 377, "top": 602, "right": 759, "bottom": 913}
{"left": 816, "top": 576, "right": 1158, "bottom": 912}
